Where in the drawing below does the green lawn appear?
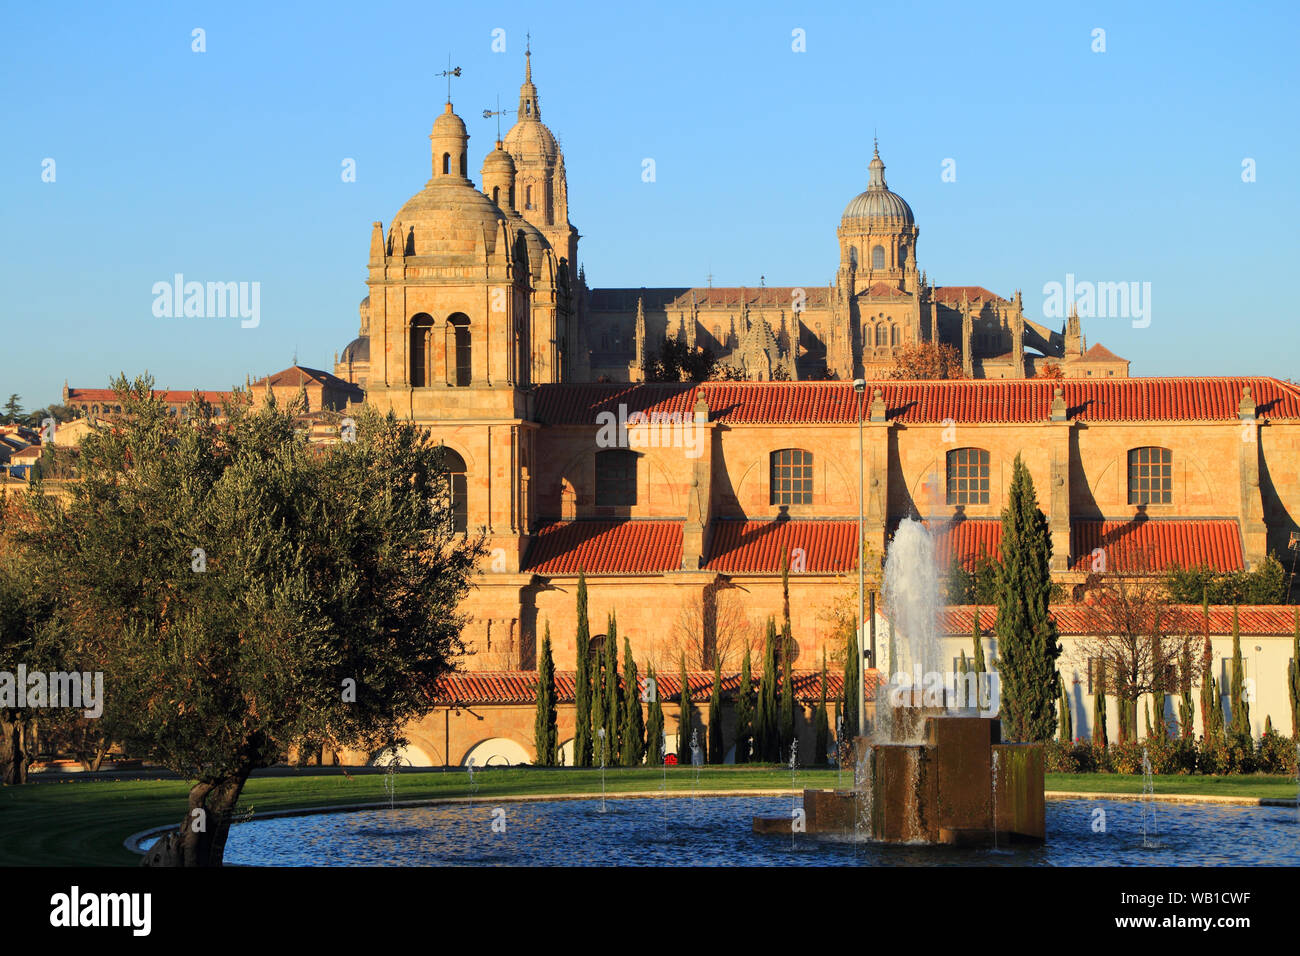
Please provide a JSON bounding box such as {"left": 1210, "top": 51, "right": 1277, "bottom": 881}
{"left": 1, "top": 766, "right": 1294, "bottom": 867}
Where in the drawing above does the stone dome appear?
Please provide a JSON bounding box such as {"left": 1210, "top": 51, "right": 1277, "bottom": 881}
{"left": 503, "top": 117, "right": 558, "bottom": 167}
{"left": 842, "top": 145, "right": 914, "bottom": 225}
{"left": 341, "top": 336, "right": 369, "bottom": 363}
{"left": 391, "top": 179, "right": 508, "bottom": 258}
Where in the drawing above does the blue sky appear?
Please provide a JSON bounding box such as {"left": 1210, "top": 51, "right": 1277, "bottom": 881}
{"left": 1, "top": 0, "right": 1297, "bottom": 409}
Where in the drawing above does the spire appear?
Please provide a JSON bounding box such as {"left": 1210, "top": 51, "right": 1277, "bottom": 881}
{"left": 868, "top": 140, "right": 887, "bottom": 189}
{"left": 517, "top": 45, "right": 540, "bottom": 121}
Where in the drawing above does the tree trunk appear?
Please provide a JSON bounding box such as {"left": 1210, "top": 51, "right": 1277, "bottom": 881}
{"left": 0, "top": 716, "right": 30, "bottom": 785}
{"left": 140, "top": 765, "right": 253, "bottom": 866}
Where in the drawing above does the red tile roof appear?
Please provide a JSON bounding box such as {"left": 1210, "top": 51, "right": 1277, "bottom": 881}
{"left": 66, "top": 387, "right": 234, "bottom": 405}
{"left": 524, "top": 520, "right": 683, "bottom": 574}
{"left": 942, "top": 605, "right": 1300, "bottom": 637}
{"left": 705, "top": 519, "right": 859, "bottom": 573}
{"left": 1069, "top": 519, "right": 1243, "bottom": 572}
{"left": 1078, "top": 343, "right": 1128, "bottom": 363}
{"left": 533, "top": 378, "right": 1300, "bottom": 426}
{"left": 932, "top": 286, "right": 1008, "bottom": 305}
{"left": 432, "top": 668, "right": 852, "bottom": 705}
{"left": 587, "top": 287, "right": 833, "bottom": 312}
{"left": 859, "top": 282, "right": 911, "bottom": 299}
{"left": 931, "top": 518, "right": 1001, "bottom": 572}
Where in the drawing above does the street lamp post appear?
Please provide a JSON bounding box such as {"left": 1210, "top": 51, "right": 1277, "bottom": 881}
{"left": 854, "top": 378, "right": 866, "bottom": 738}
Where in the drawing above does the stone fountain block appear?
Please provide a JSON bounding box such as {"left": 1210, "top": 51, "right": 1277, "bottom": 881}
{"left": 803, "top": 789, "right": 858, "bottom": 833}
{"left": 926, "top": 716, "right": 998, "bottom": 839}
{"left": 751, "top": 814, "right": 792, "bottom": 835}
{"left": 991, "top": 743, "right": 1046, "bottom": 843}
{"left": 871, "top": 744, "right": 938, "bottom": 843}
{"left": 888, "top": 706, "right": 948, "bottom": 742}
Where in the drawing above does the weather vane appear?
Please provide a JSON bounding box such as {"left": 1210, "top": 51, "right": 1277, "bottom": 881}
{"left": 483, "top": 95, "right": 515, "bottom": 139}
{"left": 437, "top": 55, "right": 461, "bottom": 103}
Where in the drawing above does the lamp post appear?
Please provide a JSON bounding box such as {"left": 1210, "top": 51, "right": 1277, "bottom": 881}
{"left": 854, "top": 378, "right": 866, "bottom": 737}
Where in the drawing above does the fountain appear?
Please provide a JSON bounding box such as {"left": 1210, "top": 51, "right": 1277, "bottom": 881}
{"left": 1140, "top": 748, "right": 1158, "bottom": 848}
{"left": 755, "top": 518, "right": 1045, "bottom": 845}
{"left": 597, "top": 728, "right": 608, "bottom": 813}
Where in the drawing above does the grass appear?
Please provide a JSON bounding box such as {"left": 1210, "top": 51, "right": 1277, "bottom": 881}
{"left": 2, "top": 766, "right": 1294, "bottom": 867}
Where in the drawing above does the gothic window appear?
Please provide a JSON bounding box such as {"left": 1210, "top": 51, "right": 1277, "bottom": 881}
{"left": 449, "top": 314, "right": 472, "bottom": 387}
{"left": 437, "top": 447, "right": 468, "bottom": 533}
{"left": 872, "top": 244, "right": 885, "bottom": 269}
{"left": 946, "top": 448, "right": 990, "bottom": 505}
{"left": 595, "top": 450, "right": 637, "bottom": 507}
{"left": 1128, "top": 447, "right": 1172, "bottom": 505}
{"left": 770, "top": 448, "right": 813, "bottom": 506}
{"left": 410, "top": 313, "right": 434, "bottom": 387}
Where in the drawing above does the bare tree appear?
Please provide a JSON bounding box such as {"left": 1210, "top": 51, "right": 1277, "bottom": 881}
{"left": 1074, "top": 566, "right": 1201, "bottom": 740}
{"left": 661, "top": 579, "right": 753, "bottom": 671}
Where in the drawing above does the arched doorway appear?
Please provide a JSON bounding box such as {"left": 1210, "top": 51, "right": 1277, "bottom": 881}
{"left": 462, "top": 737, "right": 530, "bottom": 767}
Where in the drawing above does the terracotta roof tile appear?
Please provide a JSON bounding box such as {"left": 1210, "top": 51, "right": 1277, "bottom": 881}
{"left": 67, "top": 387, "right": 234, "bottom": 405}
{"left": 533, "top": 378, "right": 1300, "bottom": 426}
{"left": 1069, "top": 518, "right": 1243, "bottom": 572}
{"left": 705, "top": 519, "right": 858, "bottom": 573}
{"left": 932, "top": 286, "right": 1008, "bottom": 305}
{"left": 942, "top": 605, "right": 1299, "bottom": 637}
{"left": 1077, "top": 343, "right": 1128, "bottom": 363}
{"left": 524, "top": 520, "right": 683, "bottom": 574}
{"left": 432, "top": 668, "right": 853, "bottom": 705}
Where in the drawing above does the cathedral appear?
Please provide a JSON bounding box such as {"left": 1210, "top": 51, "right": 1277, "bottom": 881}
{"left": 306, "top": 51, "right": 1300, "bottom": 768}
{"left": 333, "top": 50, "right": 1128, "bottom": 392}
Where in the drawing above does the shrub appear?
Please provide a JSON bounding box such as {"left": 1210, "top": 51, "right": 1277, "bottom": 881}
{"left": 1108, "top": 740, "right": 1145, "bottom": 775}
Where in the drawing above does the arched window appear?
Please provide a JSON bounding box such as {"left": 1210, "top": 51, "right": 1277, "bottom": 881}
{"left": 442, "top": 152, "right": 451, "bottom": 175}
{"left": 849, "top": 246, "right": 858, "bottom": 269}
{"left": 1128, "top": 447, "right": 1172, "bottom": 504}
{"left": 595, "top": 450, "right": 637, "bottom": 507}
{"left": 946, "top": 448, "right": 990, "bottom": 505}
{"left": 459, "top": 152, "right": 467, "bottom": 177}
{"left": 410, "top": 313, "right": 434, "bottom": 387}
{"left": 770, "top": 448, "right": 813, "bottom": 505}
{"left": 492, "top": 186, "right": 500, "bottom": 204}
{"left": 876, "top": 323, "right": 887, "bottom": 347}
{"left": 899, "top": 243, "right": 908, "bottom": 264}
{"left": 890, "top": 324, "right": 899, "bottom": 346}
{"left": 449, "top": 313, "right": 471, "bottom": 387}
{"left": 437, "top": 447, "right": 468, "bottom": 533}
{"left": 525, "top": 184, "right": 533, "bottom": 210}
{"left": 872, "top": 244, "right": 886, "bottom": 270}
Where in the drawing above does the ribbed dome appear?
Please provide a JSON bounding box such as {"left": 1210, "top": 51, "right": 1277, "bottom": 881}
{"left": 431, "top": 103, "right": 467, "bottom": 138}
{"left": 842, "top": 145, "right": 914, "bottom": 225}
{"left": 341, "top": 336, "right": 369, "bottom": 363}
{"left": 503, "top": 118, "right": 558, "bottom": 166}
{"left": 391, "top": 179, "right": 507, "bottom": 258}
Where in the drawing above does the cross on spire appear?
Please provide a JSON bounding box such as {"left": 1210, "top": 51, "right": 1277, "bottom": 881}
{"left": 437, "top": 54, "right": 462, "bottom": 104}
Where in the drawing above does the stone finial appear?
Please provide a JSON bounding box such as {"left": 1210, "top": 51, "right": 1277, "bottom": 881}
{"left": 869, "top": 387, "right": 886, "bottom": 423}
{"left": 1050, "top": 386, "right": 1067, "bottom": 422}
{"left": 693, "top": 391, "right": 710, "bottom": 424}
{"left": 1239, "top": 384, "right": 1256, "bottom": 421}
{"left": 369, "top": 222, "right": 384, "bottom": 262}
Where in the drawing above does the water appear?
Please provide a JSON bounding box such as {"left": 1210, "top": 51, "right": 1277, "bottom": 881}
{"left": 224, "top": 797, "right": 1300, "bottom": 867}
{"left": 879, "top": 518, "right": 943, "bottom": 742}
{"left": 1140, "top": 749, "right": 1159, "bottom": 849}
{"left": 597, "top": 728, "right": 607, "bottom": 813}
{"left": 466, "top": 758, "right": 477, "bottom": 800}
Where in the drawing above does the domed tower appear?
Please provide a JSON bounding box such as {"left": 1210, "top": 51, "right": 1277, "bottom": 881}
{"left": 503, "top": 45, "right": 588, "bottom": 380}
{"left": 834, "top": 141, "right": 925, "bottom": 377}
{"left": 482, "top": 141, "right": 572, "bottom": 385}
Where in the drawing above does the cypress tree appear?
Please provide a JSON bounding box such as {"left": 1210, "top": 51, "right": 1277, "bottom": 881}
{"left": 734, "top": 643, "right": 754, "bottom": 763}
{"left": 605, "top": 611, "right": 621, "bottom": 764}
{"left": 677, "top": 653, "right": 693, "bottom": 765}
{"left": 621, "top": 638, "right": 645, "bottom": 766}
{"left": 1144, "top": 698, "right": 1153, "bottom": 740}
{"left": 1200, "top": 602, "right": 1221, "bottom": 742}
{"left": 1116, "top": 691, "right": 1131, "bottom": 743}
{"left": 814, "top": 650, "right": 830, "bottom": 764}
{"left": 1059, "top": 686, "right": 1072, "bottom": 741}
{"left": 574, "top": 571, "right": 592, "bottom": 767}
{"left": 757, "top": 617, "right": 780, "bottom": 762}
{"left": 645, "top": 663, "right": 664, "bottom": 765}
{"left": 533, "top": 622, "right": 558, "bottom": 766}
{"left": 1290, "top": 608, "right": 1300, "bottom": 737}
{"left": 707, "top": 656, "right": 724, "bottom": 764}
{"left": 1093, "top": 656, "right": 1108, "bottom": 746}
{"left": 972, "top": 607, "right": 987, "bottom": 709}
{"left": 841, "top": 620, "right": 860, "bottom": 741}
{"left": 1229, "top": 606, "right": 1251, "bottom": 742}
{"left": 591, "top": 647, "right": 608, "bottom": 767}
{"left": 993, "top": 455, "right": 1062, "bottom": 742}
{"left": 779, "top": 621, "right": 795, "bottom": 762}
